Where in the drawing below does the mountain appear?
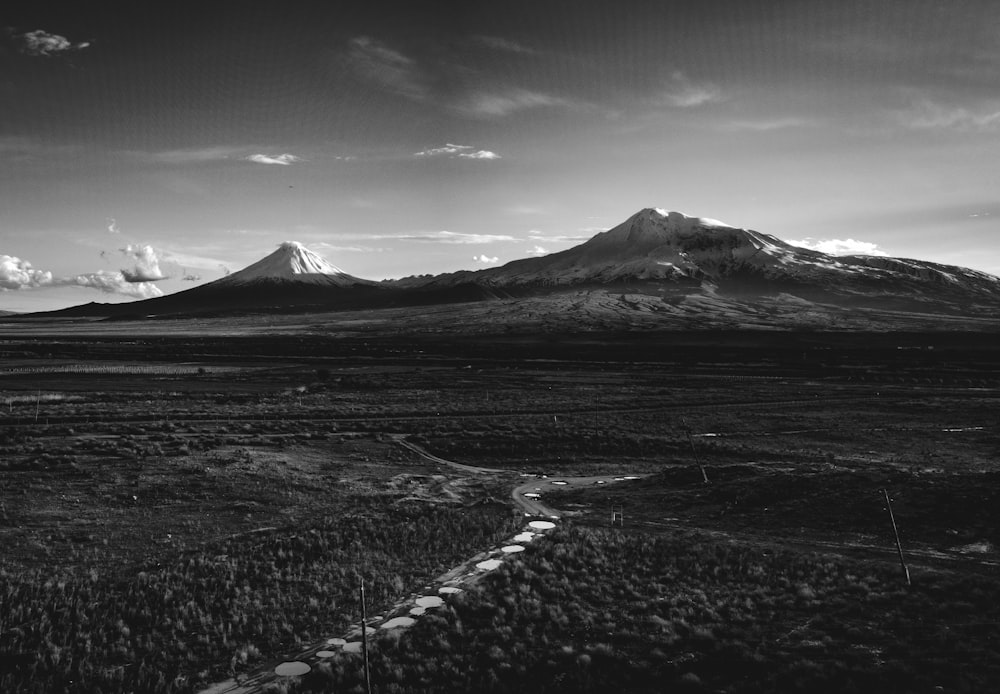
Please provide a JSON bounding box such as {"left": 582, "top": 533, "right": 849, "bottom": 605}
{"left": 414, "top": 208, "right": 1000, "bottom": 313}
{"left": 215, "top": 242, "right": 374, "bottom": 288}
{"left": 12, "top": 209, "right": 1000, "bottom": 329}
{"left": 21, "top": 241, "right": 381, "bottom": 319}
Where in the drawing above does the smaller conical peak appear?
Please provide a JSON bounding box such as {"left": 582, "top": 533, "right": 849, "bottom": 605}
{"left": 271, "top": 241, "right": 342, "bottom": 275}
{"left": 222, "top": 240, "right": 360, "bottom": 283}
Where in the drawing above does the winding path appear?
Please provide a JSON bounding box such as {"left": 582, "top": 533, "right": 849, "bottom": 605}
{"left": 197, "top": 439, "right": 641, "bottom": 694}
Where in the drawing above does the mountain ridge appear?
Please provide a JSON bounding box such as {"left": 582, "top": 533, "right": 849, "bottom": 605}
{"left": 10, "top": 207, "right": 1000, "bottom": 331}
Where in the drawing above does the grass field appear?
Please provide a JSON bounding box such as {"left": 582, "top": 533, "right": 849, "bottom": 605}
{"left": 1, "top": 330, "right": 998, "bottom": 692}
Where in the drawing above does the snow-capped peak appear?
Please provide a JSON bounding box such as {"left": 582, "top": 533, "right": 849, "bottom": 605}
{"left": 218, "top": 241, "right": 372, "bottom": 287}
{"left": 642, "top": 208, "right": 733, "bottom": 228}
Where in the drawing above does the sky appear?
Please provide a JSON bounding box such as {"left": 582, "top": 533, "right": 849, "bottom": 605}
{"left": 2, "top": 0, "right": 1000, "bottom": 312}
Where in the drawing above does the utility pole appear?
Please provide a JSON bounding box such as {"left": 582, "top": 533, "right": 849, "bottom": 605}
{"left": 682, "top": 419, "right": 709, "bottom": 484}
{"left": 880, "top": 488, "right": 911, "bottom": 587}
{"left": 360, "top": 578, "right": 373, "bottom": 694}
{"left": 611, "top": 503, "right": 624, "bottom": 527}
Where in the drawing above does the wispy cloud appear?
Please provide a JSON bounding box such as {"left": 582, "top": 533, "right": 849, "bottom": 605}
{"left": 414, "top": 143, "right": 501, "bottom": 160}
{"left": 8, "top": 28, "right": 90, "bottom": 57}
{"left": 415, "top": 144, "right": 470, "bottom": 157}
{"left": 455, "top": 88, "right": 577, "bottom": 118}
{"left": 159, "top": 248, "right": 234, "bottom": 272}
{"left": 334, "top": 230, "right": 517, "bottom": 245}
{"left": 345, "top": 36, "right": 429, "bottom": 101}
{"left": 787, "top": 238, "right": 888, "bottom": 256}
{"left": 313, "top": 242, "right": 388, "bottom": 253}
{"left": 529, "top": 233, "right": 591, "bottom": 242}
{"left": 460, "top": 149, "right": 501, "bottom": 160}
{"left": 660, "top": 71, "right": 722, "bottom": 108}
{"left": 143, "top": 146, "right": 245, "bottom": 164}
{"left": 472, "top": 35, "right": 536, "bottom": 55}
{"left": 722, "top": 117, "right": 817, "bottom": 131}
{"left": 106, "top": 217, "right": 120, "bottom": 234}
{"left": 525, "top": 245, "right": 549, "bottom": 256}
{"left": 896, "top": 96, "right": 1000, "bottom": 131}
{"left": 246, "top": 153, "right": 302, "bottom": 165}
{"left": 401, "top": 231, "right": 517, "bottom": 245}
{"left": 473, "top": 254, "right": 500, "bottom": 264}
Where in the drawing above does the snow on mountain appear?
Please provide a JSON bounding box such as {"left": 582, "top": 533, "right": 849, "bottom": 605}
{"left": 23, "top": 208, "right": 1000, "bottom": 326}
{"left": 410, "top": 207, "right": 1000, "bottom": 316}
{"left": 216, "top": 241, "right": 374, "bottom": 287}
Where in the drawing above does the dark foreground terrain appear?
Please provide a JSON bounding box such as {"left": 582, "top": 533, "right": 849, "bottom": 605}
{"left": 1, "top": 329, "right": 999, "bottom": 693}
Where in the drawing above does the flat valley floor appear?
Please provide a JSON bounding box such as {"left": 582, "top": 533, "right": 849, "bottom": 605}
{"left": 2, "top": 328, "right": 999, "bottom": 693}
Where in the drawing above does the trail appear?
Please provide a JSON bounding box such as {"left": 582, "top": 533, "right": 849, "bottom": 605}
{"left": 197, "top": 440, "right": 640, "bottom": 694}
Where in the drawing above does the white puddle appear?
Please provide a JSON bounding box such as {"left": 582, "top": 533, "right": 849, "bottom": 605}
{"left": 476, "top": 558, "right": 503, "bottom": 570}
{"left": 513, "top": 532, "right": 535, "bottom": 542}
{"left": 326, "top": 638, "right": 346, "bottom": 647}
{"left": 528, "top": 520, "right": 556, "bottom": 530}
{"left": 438, "top": 586, "right": 463, "bottom": 594}
{"left": 409, "top": 606, "right": 426, "bottom": 616}
{"left": 316, "top": 650, "right": 337, "bottom": 658}
{"left": 274, "top": 661, "right": 311, "bottom": 677}
{"left": 523, "top": 492, "right": 541, "bottom": 498}
{"left": 942, "top": 426, "right": 985, "bottom": 432}
{"left": 381, "top": 617, "right": 415, "bottom": 629}
{"left": 624, "top": 476, "right": 640, "bottom": 480}
{"left": 343, "top": 642, "right": 363, "bottom": 654}
{"left": 551, "top": 480, "right": 568, "bottom": 485}
{"left": 501, "top": 545, "right": 525, "bottom": 553}
{"left": 415, "top": 595, "right": 444, "bottom": 608}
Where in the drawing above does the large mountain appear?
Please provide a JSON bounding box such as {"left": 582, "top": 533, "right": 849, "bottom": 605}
{"left": 413, "top": 208, "right": 1000, "bottom": 313}
{"left": 15, "top": 208, "right": 1000, "bottom": 329}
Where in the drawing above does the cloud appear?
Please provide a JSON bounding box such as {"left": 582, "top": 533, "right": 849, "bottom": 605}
{"left": 897, "top": 97, "right": 1000, "bottom": 131}
{"left": 459, "top": 149, "right": 500, "bottom": 160}
{"left": 10, "top": 29, "right": 90, "bottom": 57}
{"left": 473, "top": 254, "right": 500, "bottom": 264}
{"left": 455, "top": 88, "right": 576, "bottom": 118}
{"left": 722, "top": 117, "right": 817, "bottom": 131}
{"left": 660, "top": 71, "right": 722, "bottom": 108}
{"left": 0, "top": 255, "right": 53, "bottom": 290}
{"left": 403, "top": 231, "right": 517, "bottom": 245}
{"left": 119, "top": 244, "right": 167, "bottom": 282}
{"left": 246, "top": 153, "right": 302, "bottom": 165}
{"left": 143, "top": 146, "right": 245, "bottom": 164}
{"left": 414, "top": 143, "right": 501, "bottom": 160}
{"left": 473, "top": 35, "right": 536, "bottom": 55}
{"left": 525, "top": 245, "right": 549, "bottom": 256}
{"left": 0, "top": 253, "right": 162, "bottom": 299}
{"left": 345, "top": 36, "right": 428, "bottom": 101}
{"left": 157, "top": 248, "right": 233, "bottom": 271}
{"left": 336, "top": 229, "right": 518, "bottom": 245}
{"left": 530, "top": 233, "right": 591, "bottom": 242}
{"left": 106, "top": 217, "right": 120, "bottom": 234}
{"left": 313, "top": 242, "right": 388, "bottom": 253}
{"left": 415, "top": 143, "right": 472, "bottom": 157}
{"left": 68, "top": 272, "right": 163, "bottom": 299}
{"left": 787, "top": 238, "right": 888, "bottom": 256}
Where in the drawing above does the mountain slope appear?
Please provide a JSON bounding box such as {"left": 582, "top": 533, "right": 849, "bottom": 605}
{"left": 14, "top": 209, "right": 1000, "bottom": 328}
{"left": 410, "top": 208, "right": 1000, "bottom": 315}
{"left": 214, "top": 242, "right": 375, "bottom": 288}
